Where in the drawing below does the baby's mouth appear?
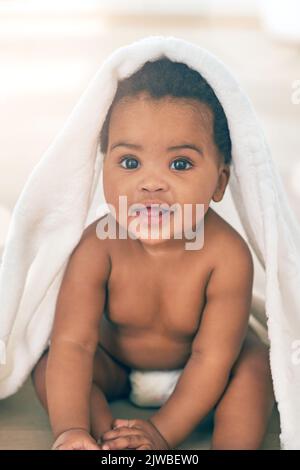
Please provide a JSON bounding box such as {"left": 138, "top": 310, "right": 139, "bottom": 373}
{"left": 129, "top": 204, "right": 174, "bottom": 218}
{"left": 138, "top": 206, "right": 170, "bottom": 218}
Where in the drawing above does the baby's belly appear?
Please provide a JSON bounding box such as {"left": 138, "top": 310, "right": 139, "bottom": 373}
{"left": 99, "top": 314, "right": 192, "bottom": 370}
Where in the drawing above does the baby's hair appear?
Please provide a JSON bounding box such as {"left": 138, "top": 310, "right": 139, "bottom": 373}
{"left": 99, "top": 56, "right": 232, "bottom": 165}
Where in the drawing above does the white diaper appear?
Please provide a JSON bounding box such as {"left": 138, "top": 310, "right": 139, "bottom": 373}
{"left": 129, "top": 369, "right": 183, "bottom": 407}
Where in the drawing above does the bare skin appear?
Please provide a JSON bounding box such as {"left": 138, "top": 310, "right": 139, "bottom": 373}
{"left": 31, "top": 92, "right": 275, "bottom": 450}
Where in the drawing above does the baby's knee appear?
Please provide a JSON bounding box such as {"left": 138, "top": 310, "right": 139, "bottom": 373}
{"left": 243, "top": 341, "right": 271, "bottom": 378}
{"left": 31, "top": 350, "right": 49, "bottom": 399}
{"left": 232, "top": 332, "right": 271, "bottom": 380}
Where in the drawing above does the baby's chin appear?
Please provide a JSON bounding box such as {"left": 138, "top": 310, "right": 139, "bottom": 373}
{"left": 131, "top": 232, "right": 175, "bottom": 245}
{"left": 123, "top": 214, "right": 187, "bottom": 244}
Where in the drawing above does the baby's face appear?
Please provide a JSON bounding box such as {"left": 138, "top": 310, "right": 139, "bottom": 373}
{"left": 102, "top": 92, "right": 229, "bottom": 248}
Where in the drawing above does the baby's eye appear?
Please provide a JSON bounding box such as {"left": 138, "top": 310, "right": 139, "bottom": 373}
{"left": 170, "top": 158, "right": 193, "bottom": 171}
{"left": 120, "top": 156, "right": 140, "bottom": 170}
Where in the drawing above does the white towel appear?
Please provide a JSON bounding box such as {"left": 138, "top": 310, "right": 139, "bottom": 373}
{"left": 1, "top": 35, "right": 300, "bottom": 449}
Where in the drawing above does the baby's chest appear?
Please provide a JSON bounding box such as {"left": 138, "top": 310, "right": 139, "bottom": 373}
{"left": 105, "top": 262, "right": 210, "bottom": 339}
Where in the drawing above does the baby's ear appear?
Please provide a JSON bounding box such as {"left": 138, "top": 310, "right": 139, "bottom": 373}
{"left": 213, "top": 165, "right": 230, "bottom": 202}
{"left": 212, "top": 191, "right": 224, "bottom": 203}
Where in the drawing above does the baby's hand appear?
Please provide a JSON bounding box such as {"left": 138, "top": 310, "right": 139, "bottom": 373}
{"left": 52, "top": 428, "right": 100, "bottom": 450}
{"left": 101, "top": 418, "right": 171, "bottom": 450}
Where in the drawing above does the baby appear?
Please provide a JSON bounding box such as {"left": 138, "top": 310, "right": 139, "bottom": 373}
{"left": 31, "top": 57, "right": 275, "bottom": 450}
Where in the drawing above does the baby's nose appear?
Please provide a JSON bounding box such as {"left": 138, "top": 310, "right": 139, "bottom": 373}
{"left": 137, "top": 176, "right": 169, "bottom": 192}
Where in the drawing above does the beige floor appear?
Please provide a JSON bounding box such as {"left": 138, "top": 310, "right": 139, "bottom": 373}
{"left": 0, "top": 375, "right": 281, "bottom": 450}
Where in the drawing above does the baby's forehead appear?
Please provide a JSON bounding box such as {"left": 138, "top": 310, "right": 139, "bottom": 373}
{"left": 110, "top": 95, "right": 213, "bottom": 132}
{"left": 115, "top": 92, "right": 211, "bottom": 113}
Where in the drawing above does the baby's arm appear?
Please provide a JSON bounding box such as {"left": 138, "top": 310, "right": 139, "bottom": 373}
{"left": 149, "top": 238, "right": 254, "bottom": 449}
{"left": 46, "top": 224, "right": 111, "bottom": 441}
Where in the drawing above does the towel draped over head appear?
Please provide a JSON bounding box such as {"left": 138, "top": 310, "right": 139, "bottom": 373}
{"left": 1, "top": 35, "right": 300, "bottom": 449}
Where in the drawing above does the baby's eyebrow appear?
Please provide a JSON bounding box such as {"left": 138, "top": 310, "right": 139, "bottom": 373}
{"left": 168, "top": 144, "right": 203, "bottom": 155}
{"left": 110, "top": 142, "right": 142, "bottom": 151}
{"left": 110, "top": 141, "right": 203, "bottom": 155}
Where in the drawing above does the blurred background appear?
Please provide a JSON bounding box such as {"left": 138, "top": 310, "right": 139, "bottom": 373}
{"left": 0, "top": 0, "right": 300, "bottom": 255}
{"left": 0, "top": 0, "right": 299, "bottom": 450}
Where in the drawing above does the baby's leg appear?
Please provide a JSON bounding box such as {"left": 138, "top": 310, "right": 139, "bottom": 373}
{"left": 31, "top": 344, "right": 131, "bottom": 443}
{"left": 211, "top": 328, "right": 275, "bottom": 450}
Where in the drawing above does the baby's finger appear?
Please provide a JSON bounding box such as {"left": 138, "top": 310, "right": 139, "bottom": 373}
{"left": 85, "top": 442, "right": 101, "bottom": 450}
{"left": 112, "top": 418, "right": 136, "bottom": 429}
{"left": 102, "top": 426, "right": 141, "bottom": 441}
{"left": 102, "top": 434, "right": 146, "bottom": 450}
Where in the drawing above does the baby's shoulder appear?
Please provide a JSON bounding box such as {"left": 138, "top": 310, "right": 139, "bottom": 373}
{"left": 204, "top": 209, "right": 254, "bottom": 302}
{"left": 80, "top": 213, "right": 128, "bottom": 257}
{"left": 67, "top": 215, "right": 111, "bottom": 282}
{"left": 79, "top": 214, "right": 109, "bottom": 248}
{"left": 207, "top": 208, "right": 253, "bottom": 269}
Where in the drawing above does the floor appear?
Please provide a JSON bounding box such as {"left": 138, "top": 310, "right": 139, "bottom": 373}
{"left": 0, "top": 375, "right": 281, "bottom": 450}
{"left": 1, "top": 9, "right": 299, "bottom": 451}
